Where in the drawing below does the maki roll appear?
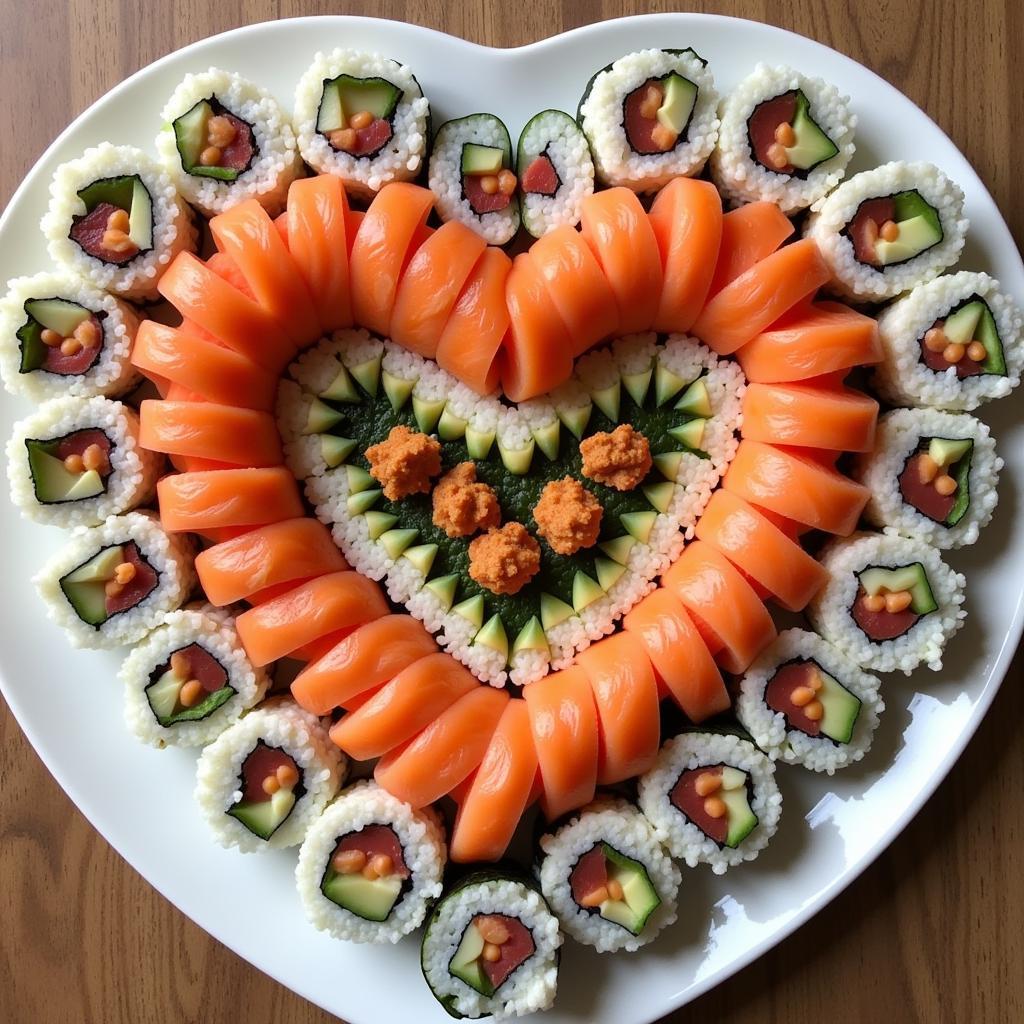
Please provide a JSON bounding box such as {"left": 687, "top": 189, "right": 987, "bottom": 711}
{"left": 41, "top": 143, "right": 196, "bottom": 302}
{"left": 804, "top": 161, "right": 968, "bottom": 302}
{"left": 34, "top": 510, "right": 194, "bottom": 649}
{"left": 195, "top": 699, "right": 345, "bottom": 853}
{"left": 710, "top": 64, "right": 856, "bottom": 213}
{"left": 420, "top": 870, "right": 562, "bottom": 1019}
{"left": 536, "top": 796, "right": 680, "bottom": 953}
{"left": 296, "top": 780, "right": 445, "bottom": 943}
{"left": 736, "top": 629, "right": 884, "bottom": 774}
{"left": 871, "top": 271, "right": 1024, "bottom": 410}
{"left": 855, "top": 408, "right": 1001, "bottom": 549}
{"left": 156, "top": 67, "right": 302, "bottom": 218}
{"left": 637, "top": 730, "right": 782, "bottom": 873}
{"left": 294, "top": 49, "right": 430, "bottom": 198}
{"left": 429, "top": 114, "right": 520, "bottom": 245}
{"left": 577, "top": 48, "right": 719, "bottom": 192}
{"left": 7, "top": 396, "right": 162, "bottom": 527}
{"left": 808, "top": 532, "right": 966, "bottom": 674}
{"left": 0, "top": 272, "right": 140, "bottom": 401}
{"left": 121, "top": 605, "right": 269, "bottom": 748}
{"left": 516, "top": 110, "right": 595, "bottom": 238}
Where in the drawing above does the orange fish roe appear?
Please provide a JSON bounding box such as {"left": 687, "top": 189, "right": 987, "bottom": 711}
{"left": 468, "top": 522, "right": 541, "bottom": 596}
{"left": 579, "top": 424, "right": 653, "bottom": 491}
{"left": 365, "top": 424, "right": 442, "bottom": 501}
{"left": 431, "top": 462, "right": 501, "bottom": 539}
{"left": 533, "top": 477, "right": 603, "bottom": 555}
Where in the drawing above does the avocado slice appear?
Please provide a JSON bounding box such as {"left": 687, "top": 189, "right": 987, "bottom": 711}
{"left": 438, "top": 407, "right": 469, "bottom": 441}
{"left": 320, "top": 435, "right": 357, "bottom": 468}
{"left": 424, "top": 573, "right": 459, "bottom": 611}
{"left": 620, "top": 510, "right": 657, "bottom": 543}
{"left": 25, "top": 442, "right": 105, "bottom": 504}
{"left": 475, "top": 614, "right": 509, "bottom": 660}
{"left": 783, "top": 91, "right": 839, "bottom": 171}
{"left": 942, "top": 301, "right": 983, "bottom": 345}
{"left": 322, "top": 869, "right": 403, "bottom": 922}
{"left": 304, "top": 397, "right": 345, "bottom": 435}
{"left": 381, "top": 370, "right": 414, "bottom": 413}
{"left": 927, "top": 436, "right": 972, "bottom": 468}
{"left": 643, "top": 482, "right": 675, "bottom": 514}
{"left": 655, "top": 73, "right": 697, "bottom": 136}
{"left": 599, "top": 535, "right": 636, "bottom": 565}
{"left": 364, "top": 510, "right": 398, "bottom": 539}
{"left": 669, "top": 418, "right": 706, "bottom": 450}
{"left": 512, "top": 616, "right": 550, "bottom": 655}
{"left": 572, "top": 571, "right": 605, "bottom": 612}
{"left": 227, "top": 788, "right": 296, "bottom": 840}
{"left": 540, "top": 592, "right": 575, "bottom": 630}
{"left": 674, "top": 378, "right": 712, "bottom": 417}
{"left": 815, "top": 669, "right": 862, "bottom": 744}
{"left": 60, "top": 545, "right": 123, "bottom": 626}
{"left": 317, "top": 75, "right": 402, "bottom": 134}
{"left": 379, "top": 528, "right": 418, "bottom": 560}
{"left": 402, "top": 543, "right": 439, "bottom": 577}
{"left": 653, "top": 451, "right": 685, "bottom": 482}
{"left": 595, "top": 556, "right": 626, "bottom": 592}
{"left": 858, "top": 563, "right": 938, "bottom": 615}
{"left": 449, "top": 921, "right": 493, "bottom": 996}
{"left": 557, "top": 403, "right": 592, "bottom": 440}
{"left": 412, "top": 395, "right": 446, "bottom": 434}
{"left": 346, "top": 488, "right": 382, "bottom": 515}
{"left": 873, "top": 190, "right": 942, "bottom": 265}
{"left": 461, "top": 143, "right": 504, "bottom": 175}
{"left": 597, "top": 844, "right": 661, "bottom": 935}
{"left": 943, "top": 300, "right": 1006, "bottom": 375}
{"left": 719, "top": 766, "right": 759, "bottom": 847}
{"left": 25, "top": 298, "right": 91, "bottom": 338}
{"left": 465, "top": 425, "right": 496, "bottom": 459}
{"left": 452, "top": 595, "right": 485, "bottom": 630}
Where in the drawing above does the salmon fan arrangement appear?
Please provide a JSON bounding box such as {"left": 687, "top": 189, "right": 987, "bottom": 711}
{"left": 3, "top": 43, "right": 1021, "bottom": 1020}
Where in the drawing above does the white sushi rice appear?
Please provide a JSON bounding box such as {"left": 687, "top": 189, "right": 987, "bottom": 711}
{"left": 637, "top": 731, "right": 783, "bottom": 872}
{"left": 421, "top": 875, "right": 562, "bottom": 1019}
{"left": 34, "top": 510, "right": 195, "bottom": 649}
{"left": 0, "top": 272, "right": 140, "bottom": 401}
{"left": 156, "top": 67, "right": 302, "bottom": 218}
{"left": 710, "top": 64, "right": 856, "bottom": 213}
{"left": 295, "top": 781, "right": 446, "bottom": 943}
{"left": 537, "top": 796, "right": 680, "bottom": 953}
{"left": 804, "top": 161, "right": 968, "bottom": 302}
{"left": 7, "top": 396, "right": 162, "bottom": 527}
{"left": 855, "top": 408, "right": 1002, "bottom": 549}
{"left": 121, "top": 606, "right": 269, "bottom": 748}
{"left": 736, "top": 629, "right": 884, "bottom": 773}
{"left": 294, "top": 50, "right": 430, "bottom": 199}
{"left": 871, "top": 271, "right": 1024, "bottom": 410}
{"left": 195, "top": 699, "right": 346, "bottom": 853}
{"left": 579, "top": 48, "right": 720, "bottom": 192}
{"left": 41, "top": 143, "right": 196, "bottom": 302}
{"left": 807, "top": 532, "right": 966, "bottom": 674}
{"left": 429, "top": 115, "right": 520, "bottom": 245}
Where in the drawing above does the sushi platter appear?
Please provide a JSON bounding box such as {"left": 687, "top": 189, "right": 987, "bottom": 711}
{"left": 0, "top": 13, "right": 1022, "bottom": 1024}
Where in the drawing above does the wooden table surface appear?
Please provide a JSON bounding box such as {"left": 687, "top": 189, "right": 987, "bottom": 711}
{"left": 1, "top": 1, "right": 1021, "bottom": 1021}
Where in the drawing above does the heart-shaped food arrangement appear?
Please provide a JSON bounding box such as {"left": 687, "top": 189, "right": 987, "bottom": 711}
{"left": 3, "top": 42, "right": 1020, "bottom": 1021}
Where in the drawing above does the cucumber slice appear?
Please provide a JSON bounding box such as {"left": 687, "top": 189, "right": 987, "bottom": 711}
{"left": 512, "top": 616, "right": 550, "bottom": 655}
{"left": 346, "top": 488, "right": 381, "bottom": 515}
{"left": 674, "top": 378, "right": 712, "bottom": 417}
{"left": 402, "top": 543, "right": 438, "bottom": 576}
{"left": 128, "top": 177, "right": 153, "bottom": 250}
{"left": 942, "top": 301, "right": 983, "bottom": 345}
{"left": 652, "top": 451, "right": 685, "bottom": 482}
{"left": 452, "top": 595, "right": 485, "bottom": 630}
{"left": 531, "top": 420, "right": 561, "bottom": 461}
{"left": 475, "top": 614, "right": 508, "bottom": 660}
{"left": 320, "top": 435, "right": 357, "bottom": 468}
{"left": 24, "top": 298, "right": 91, "bottom": 337}
{"left": 784, "top": 91, "right": 839, "bottom": 171}
{"left": 379, "top": 528, "right": 418, "bottom": 560}
{"left": 382, "top": 371, "right": 414, "bottom": 413}
{"left": 622, "top": 368, "right": 653, "bottom": 407}
{"left": 668, "top": 417, "right": 706, "bottom": 450}
{"left": 557, "top": 403, "right": 592, "bottom": 440}
{"left": 144, "top": 670, "right": 182, "bottom": 722}
{"left": 977, "top": 303, "right": 1007, "bottom": 375}
{"left": 321, "top": 870, "right": 403, "bottom": 922}
{"left": 449, "top": 922, "right": 493, "bottom": 996}
{"left": 424, "top": 574, "right": 459, "bottom": 611}
{"left": 345, "top": 465, "right": 375, "bottom": 493}
{"left": 857, "top": 563, "right": 937, "bottom": 615}
{"left": 412, "top": 395, "right": 445, "bottom": 434}
{"left": 304, "top": 397, "right": 344, "bottom": 435}
{"left": 172, "top": 99, "right": 212, "bottom": 171}
{"left": 316, "top": 81, "right": 344, "bottom": 134}
{"left": 63, "top": 545, "right": 123, "bottom": 584}
{"left": 656, "top": 73, "right": 697, "bottom": 136}
{"left": 348, "top": 355, "right": 382, "bottom": 397}
{"left": 620, "top": 511, "right": 657, "bottom": 543}
{"left": 437, "top": 407, "right": 468, "bottom": 441}
{"left": 226, "top": 789, "right": 296, "bottom": 841}
{"left": 598, "top": 844, "right": 661, "bottom": 935}
{"left": 321, "top": 364, "right": 361, "bottom": 403}
{"left": 655, "top": 363, "right": 688, "bottom": 407}
{"left": 591, "top": 382, "right": 621, "bottom": 423}
{"left": 25, "top": 444, "right": 104, "bottom": 504}
{"left": 595, "top": 556, "right": 626, "bottom": 592}
{"left": 498, "top": 439, "right": 535, "bottom": 475}
{"left": 540, "top": 592, "right": 575, "bottom": 630}
{"left": 945, "top": 444, "right": 973, "bottom": 528}
{"left": 642, "top": 481, "right": 675, "bottom": 513}
{"left": 721, "top": 783, "right": 759, "bottom": 847}
{"left": 465, "top": 425, "right": 496, "bottom": 459}
{"left": 816, "top": 670, "right": 862, "bottom": 745}
{"left": 599, "top": 535, "right": 636, "bottom": 565}
{"left": 572, "top": 571, "right": 605, "bottom": 612}
{"left": 461, "top": 143, "right": 504, "bottom": 175}
{"left": 318, "top": 75, "right": 401, "bottom": 133}
{"left": 364, "top": 510, "right": 398, "bottom": 540}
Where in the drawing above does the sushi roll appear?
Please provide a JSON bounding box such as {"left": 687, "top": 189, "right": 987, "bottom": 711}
{"left": 710, "top": 63, "right": 856, "bottom": 213}
{"left": 516, "top": 110, "right": 595, "bottom": 237}
{"left": 429, "top": 114, "right": 520, "bottom": 245}
{"left": 293, "top": 49, "right": 430, "bottom": 198}
{"left": 855, "top": 408, "right": 1002, "bottom": 549}
{"left": 295, "top": 780, "right": 446, "bottom": 943}
{"left": 637, "top": 730, "right": 782, "bottom": 873}
{"left": 536, "top": 796, "right": 680, "bottom": 953}
{"left": 420, "top": 870, "right": 562, "bottom": 1019}
{"left": 40, "top": 143, "right": 196, "bottom": 302}
{"left": 0, "top": 272, "right": 140, "bottom": 401}
{"left": 808, "top": 532, "right": 966, "bottom": 674}
{"left": 34, "top": 510, "right": 195, "bottom": 649}
{"left": 736, "top": 629, "right": 884, "bottom": 773}
{"left": 195, "top": 699, "right": 345, "bottom": 853}
{"left": 804, "top": 161, "right": 968, "bottom": 302}
{"left": 121, "top": 606, "right": 269, "bottom": 748}
{"left": 155, "top": 67, "right": 302, "bottom": 218}
{"left": 7, "top": 396, "right": 162, "bottom": 527}
{"left": 577, "top": 47, "right": 719, "bottom": 192}
{"left": 871, "top": 271, "right": 1024, "bottom": 410}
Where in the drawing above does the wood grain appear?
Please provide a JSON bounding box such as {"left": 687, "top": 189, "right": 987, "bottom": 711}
{"left": 1, "top": 1, "right": 1021, "bottom": 1022}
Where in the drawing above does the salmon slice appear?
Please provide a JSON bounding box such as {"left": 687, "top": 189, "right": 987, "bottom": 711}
{"left": 579, "top": 187, "right": 663, "bottom": 334}
{"left": 234, "top": 570, "right": 388, "bottom": 667}
{"left": 195, "top": 517, "right": 347, "bottom": 606}
{"left": 328, "top": 652, "right": 478, "bottom": 761}
{"left": 524, "top": 664, "right": 599, "bottom": 820}
{"left": 348, "top": 182, "right": 435, "bottom": 336}
{"left": 501, "top": 252, "right": 575, "bottom": 402}
{"left": 157, "top": 467, "right": 304, "bottom": 536}
{"left": 576, "top": 632, "right": 660, "bottom": 785}
{"left": 694, "top": 489, "right": 828, "bottom": 612}
{"left": 649, "top": 177, "right": 724, "bottom": 333}
{"left": 284, "top": 175, "right": 354, "bottom": 332}
{"left": 290, "top": 615, "right": 438, "bottom": 715}
{"left": 435, "top": 247, "right": 511, "bottom": 395}
{"left": 707, "top": 201, "right": 794, "bottom": 297}
{"left": 389, "top": 221, "right": 487, "bottom": 358}
{"left": 157, "top": 251, "right": 295, "bottom": 374}
{"left": 692, "top": 238, "right": 830, "bottom": 355}
{"left": 661, "top": 541, "right": 778, "bottom": 675}
{"left": 528, "top": 225, "right": 619, "bottom": 356}
{"left": 132, "top": 321, "right": 277, "bottom": 411}
{"left": 450, "top": 700, "right": 540, "bottom": 863}
{"left": 737, "top": 300, "right": 884, "bottom": 383}
{"left": 723, "top": 439, "right": 870, "bottom": 535}
{"left": 374, "top": 687, "right": 509, "bottom": 808}
{"left": 139, "top": 400, "right": 283, "bottom": 467}
{"left": 622, "top": 587, "right": 730, "bottom": 722}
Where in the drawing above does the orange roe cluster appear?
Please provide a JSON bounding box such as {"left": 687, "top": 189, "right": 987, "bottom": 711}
{"left": 468, "top": 522, "right": 541, "bottom": 596}
{"left": 366, "top": 425, "right": 442, "bottom": 501}
{"left": 580, "top": 424, "right": 652, "bottom": 492}
{"left": 533, "top": 477, "right": 603, "bottom": 556}
{"left": 431, "top": 462, "right": 501, "bottom": 539}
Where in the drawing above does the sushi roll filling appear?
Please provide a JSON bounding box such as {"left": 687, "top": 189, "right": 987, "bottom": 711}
{"left": 669, "top": 763, "right": 758, "bottom": 848}
{"left": 316, "top": 75, "right": 400, "bottom": 158}
{"left": 520, "top": 149, "right": 561, "bottom": 196}
{"left": 460, "top": 143, "right": 517, "bottom": 214}
{"left": 69, "top": 174, "right": 154, "bottom": 265}
{"left": 622, "top": 72, "right": 697, "bottom": 155}
{"left": 58, "top": 541, "right": 158, "bottom": 628}
{"left": 24, "top": 427, "right": 112, "bottom": 505}
{"left": 745, "top": 89, "right": 839, "bottom": 177}
{"left": 448, "top": 913, "right": 536, "bottom": 996}
{"left": 144, "top": 643, "right": 235, "bottom": 727}
{"left": 851, "top": 563, "right": 938, "bottom": 641}
{"left": 898, "top": 437, "right": 973, "bottom": 526}
{"left": 568, "top": 842, "right": 661, "bottom": 935}
{"left": 171, "top": 98, "right": 256, "bottom": 182}
{"left": 226, "top": 740, "right": 305, "bottom": 840}
{"left": 920, "top": 296, "right": 1006, "bottom": 377}
{"left": 16, "top": 298, "right": 104, "bottom": 376}
{"left": 320, "top": 823, "right": 412, "bottom": 923}
{"left": 765, "top": 660, "right": 862, "bottom": 745}
{"left": 844, "top": 189, "right": 943, "bottom": 268}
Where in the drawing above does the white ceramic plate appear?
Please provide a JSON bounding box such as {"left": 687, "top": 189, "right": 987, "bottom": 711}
{"left": 1, "top": 13, "right": 1021, "bottom": 1024}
